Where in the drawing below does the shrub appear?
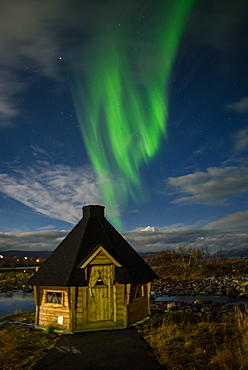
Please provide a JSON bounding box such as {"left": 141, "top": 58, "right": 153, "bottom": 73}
{"left": 45, "top": 323, "right": 56, "bottom": 335}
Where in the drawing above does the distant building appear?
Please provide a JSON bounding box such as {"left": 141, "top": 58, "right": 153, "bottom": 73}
{"left": 28, "top": 205, "right": 158, "bottom": 331}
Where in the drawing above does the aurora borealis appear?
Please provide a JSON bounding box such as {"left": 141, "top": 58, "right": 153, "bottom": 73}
{"left": 73, "top": 0, "right": 196, "bottom": 227}
{"left": 0, "top": 0, "right": 248, "bottom": 255}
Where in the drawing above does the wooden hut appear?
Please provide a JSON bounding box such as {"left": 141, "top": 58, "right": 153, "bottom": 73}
{"left": 28, "top": 205, "right": 158, "bottom": 331}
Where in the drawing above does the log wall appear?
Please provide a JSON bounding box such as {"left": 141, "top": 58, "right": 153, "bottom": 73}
{"left": 36, "top": 286, "right": 71, "bottom": 330}
{"left": 75, "top": 286, "right": 88, "bottom": 330}
{"left": 128, "top": 284, "right": 150, "bottom": 324}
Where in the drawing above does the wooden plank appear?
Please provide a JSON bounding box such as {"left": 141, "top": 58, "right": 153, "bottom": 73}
{"left": 75, "top": 320, "right": 124, "bottom": 331}
{"left": 113, "top": 285, "right": 117, "bottom": 322}
{"left": 114, "top": 284, "right": 124, "bottom": 324}
{"left": 129, "top": 305, "right": 148, "bottom": 315}
{"left": 129, "top": 303, "right": 149, "bottom": 323}
{"left": 33, "top": 286, "right": 39, "bottom": 325}
{"left": 107, "top": 264, "right": 113, "bottom": 285}
{"left": 115, "top": 286, "right": 123, "bottom": 317}
{"left": 39, "top": 306, "right": 70, "bottom": 313}
{"left": 126, "top": 284, "right": 131, "bottom": 305}
{"left": 147, "top": 282, "right": 151, "bottom": 316}
{"left": 100, "top": 289, "right": 104, "bottom": 320}
{"left": 123, "top": 284, "right": 131, "bottom": 326}
{"left": 33, "top": 286, "right": 38, "bottom": 305}
{"left": 129, "top": 295, "right": 149, "bottom": 322}
{"left": 69, "top": 287, "right": 76, "bottom": 331}
{"left": 82, "top": 286, "right": 88, "bottom": 325}
{"left": 80, "top": 246, "right": 122, "bottom": 268}
{"left": 39, "top": 311, "right": 70, "bottom": 319}
{"left": 89, "top": 251, "right": 112, "bottom": 265}
{"left": 106, "top": 287, "right": 111, "bottom": 320}
{"left": 129, "top": 297, "right": 147, "bottom": 310}
{"left": 116, "top": 308, "right": 124, "bottom": 315}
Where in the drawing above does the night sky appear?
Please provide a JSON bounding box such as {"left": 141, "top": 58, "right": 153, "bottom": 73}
{"left": 0, "top": 0, "right": 248, "bottom": 254}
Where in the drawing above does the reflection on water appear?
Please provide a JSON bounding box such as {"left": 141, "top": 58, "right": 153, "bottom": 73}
{"left": 2, "top": 291, "right": 248, "bottom": 318}
{"left": 0, "top": 290, "right": 35, "bottom": 317}
{"left": 155, "top": 295, "right": 248, "bottom": 306}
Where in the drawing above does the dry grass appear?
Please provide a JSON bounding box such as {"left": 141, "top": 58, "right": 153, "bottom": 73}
{"left": 138, "top": 307, "right": 248, "bottom": 369}
{"left": 0, "top": 312, "right": 60, "bottom": 369}
{"left": 146, "top": 251, "right": 248, "bottom": 280}
{"left": 0, "top": 328, "right": 19, "bottom": 369}
{"left": 210, "top": 349, "right": 240, "bottom": 369}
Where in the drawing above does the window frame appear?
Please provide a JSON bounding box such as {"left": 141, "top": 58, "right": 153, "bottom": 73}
{"left": 130, "top": 284, "right": 145, "bottom": 301}
{"left": 45, "top": 290, "right": 64, "bottom": 306}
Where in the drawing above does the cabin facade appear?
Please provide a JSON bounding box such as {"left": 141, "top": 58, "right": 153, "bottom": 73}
{"left": 28, "top": 205, "right": 158, "bottom": 331}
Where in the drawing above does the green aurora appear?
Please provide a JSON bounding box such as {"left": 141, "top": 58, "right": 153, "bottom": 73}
{"left": 73, "top": 0, "right": 196, "bottom": 228}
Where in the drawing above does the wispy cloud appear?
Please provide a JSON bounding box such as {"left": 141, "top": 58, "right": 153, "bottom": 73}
{"left": 0, "top": 210, "right": 247, "bottom": 254}
{"left": 204, "top": 209, "right": 248, "bottom": 231}
{"left": 0, "top": 230, "right": 68, "bottom": 252}
{"left": 225, "top": 97, "right": 248, "bottom": 113}
{"left": 122, "top": 213, "right": 248, "bottom": 254}
{"left": 168, "top": 166, "right": 248, "bottom": 206}
{"left": 123, "top": 226, "right": 210, "bottom": 252}
{"left": 36, "top": 225, "right": 57, "bottom": 231}
{"left": 30, "top": 145, "right": 47, "bottom": 156}
{"left": 233, "top": 128, "right": 248, "bottom": 151}
{"left": 0, "top": 161, "right": 103, "bottom": 224}
{"left": 0, "top": 1, "right": 64, "bottom": 125}
{"left": 123, "top": 209, "right": 248, "bottom": 253}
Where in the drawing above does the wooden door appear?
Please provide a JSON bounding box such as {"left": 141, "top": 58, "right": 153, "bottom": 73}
{"left": 88, "top": 265, "right": 113, "bottom": 322}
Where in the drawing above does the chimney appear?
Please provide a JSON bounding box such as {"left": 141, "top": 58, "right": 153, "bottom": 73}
{"left": 83, "top": 205, "right": 105, "bottom": 218}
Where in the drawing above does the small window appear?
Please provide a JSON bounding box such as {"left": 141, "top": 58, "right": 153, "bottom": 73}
{"left": 95, "top": 277, "right": 104, "bottom": 286}
{"left": 46, "top": 291, "right": 63, "bottom": 304}
{"left": 131, "top": 284, "right": 144, "bottom": 300}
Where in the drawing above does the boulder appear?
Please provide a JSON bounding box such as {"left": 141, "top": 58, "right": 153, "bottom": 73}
{"left": 226, "top": 286, "right": 239, "bottom": 297}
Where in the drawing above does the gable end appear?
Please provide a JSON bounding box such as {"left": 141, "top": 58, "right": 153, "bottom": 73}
{"left": 79, "top": 245, "right": 122, "bottom": 268}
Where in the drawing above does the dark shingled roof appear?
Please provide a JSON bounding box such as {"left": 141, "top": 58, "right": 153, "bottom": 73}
{"left": 28, "top": 205, "right": 158, "bottom": 286}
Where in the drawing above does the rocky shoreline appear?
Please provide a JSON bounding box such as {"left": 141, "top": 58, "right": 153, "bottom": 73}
{"left": 151, "top": 275, "right": 248, "bottom": 320}
{"left": 2, "top": 275, "right": 248, "bottom": 301}
{"left": 151, "top": 298, "right": 247, "bottom": 321}
{"left": 0, "top": 284, "right": 33, "bottom": 294}
{"left": 152, "top": 275, "right": 248, "bottom": 299}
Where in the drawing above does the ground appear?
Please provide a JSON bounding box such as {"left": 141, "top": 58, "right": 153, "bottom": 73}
{"left": 0, "top": 312, "right": 61, "bottom": 369}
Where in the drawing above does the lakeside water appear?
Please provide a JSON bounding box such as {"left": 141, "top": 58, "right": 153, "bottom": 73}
{"left": 1, "top": 290, "right": 248, "bottom": 318}
{"left": 0, "top": 266, "right": 39, "bottom": 271}
{"left": 0, "top": 290, "right": 35, "bottom": 317}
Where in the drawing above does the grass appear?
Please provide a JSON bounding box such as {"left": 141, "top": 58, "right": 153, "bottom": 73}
{"left": 137, "top": 307, "right": 248, "bottom": 369}
{"left": 145, "top": 250, "right": 248, "bottom": 280}
{"left": 2, "top": 309, "right": 247, "bottom": 370}
{"left": 0, "top": 312, "right": 61, "bottom": 369}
